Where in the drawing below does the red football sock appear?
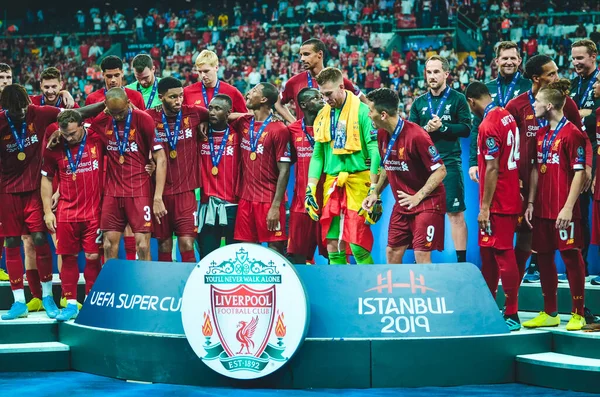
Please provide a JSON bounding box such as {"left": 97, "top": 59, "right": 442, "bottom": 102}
{"left": 98, "top": 247, "right": 105, "bottom": 266}
{"left": 515, "top": 247, "right": 531, "bottom": 281}
{"left": 560, "top": 250, "right": 586, "bottom": 315}
{"left": 158, "top": 251, "right": 172, "bottom": 262}
{"left": 26, "top": 269, "right": 42, "bottom": 299}
{"left": 0, "top": 237, "right": 4, "bottom": 259}
{"left": 537, "top": 252, "right": 558, "bottom": 314}
{"left": 83, "top": 257, "right": 102, "bottom": 295}
{"left": 496, "top": 249, "right": 520, "bottom": 316}
{"left": 5, "top": 247, "right": 24, "bottom": 290}
{"left": 480, "top": 247, "right": 499, "bottom": 298}
{"left": 180, "top": 250, "right": 196, "bottom": 263}
{"left": 34, "top": 243, "right": 54, "bottom": 283}
{"left": 124, "top": 236, "right": 136, "bottom": 260}
{"left": 60, "top": 255, "right": 79, "bottom": 300}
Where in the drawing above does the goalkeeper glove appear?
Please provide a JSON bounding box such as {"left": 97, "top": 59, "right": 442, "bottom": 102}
{"left": 305, "top": 183, "right": 320, "bottom": 221}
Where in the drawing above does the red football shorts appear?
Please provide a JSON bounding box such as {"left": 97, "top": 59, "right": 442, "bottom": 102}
{"left": 234, "top": 199, "right": 287, "bottom": 243}
{"left": 388, "top": 207, "right": 444, "bottom": 252}
{"left": 288, "top": 211, "right": 324, "bottom": 258}
{"left": 101, "top": 196, "right": 153, "bottom": 234}
{"left": 153, "top": 191, "right": 198, "bottom": 240}
{"left": 56, "top": 220, "right": 101, "bottom": 255}
{"left": 478, "top": 214, "right": 518, "bottom": 250}
{"left": 515, "top": 198, "right": 532, "bottom": 234}
{"left": 592, "top": 200, "right": 600, "bottom": 245}
{"left": 532, "top": 217, "right": 583, "bottom": 253}
{"left": 0, "top": 191, "right": 46, "bottom": 237}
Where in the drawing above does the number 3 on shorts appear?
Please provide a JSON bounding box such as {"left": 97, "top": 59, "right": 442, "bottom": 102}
{"left": 426, "top": 225, "right": 435, "bottom": 242}
{"left": 144, "top": 206, "right": 152, "bottom": 222}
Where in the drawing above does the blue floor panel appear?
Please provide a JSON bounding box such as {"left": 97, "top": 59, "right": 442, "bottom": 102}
{"left": 0, "top": 372, "right": 596, "bottom": 397}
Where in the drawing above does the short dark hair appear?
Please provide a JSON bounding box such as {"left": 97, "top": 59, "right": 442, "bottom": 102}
{"left": 366, "top": 88, "right": 399, "bottom": 116}
{"left": 40, "top": 67, "right": 62, "bottom": 82}
{"left": 157, "top": 77, "right": 182, "bottom": 94}
{"left": 259, "top": 83, "right": 279, "bottom": 107}
{"left": 316, "top": 67, "right": 343, "bottom": 86}
{"left": 464, "top": 81, "right": 491, "bottom": 100}
{"left": 495, "top": 41, "right": 520, "bottom": 58}
{"left": 0, "top": 63, "right": 12, "bottom": 74}
{"left": 100, "top": 56, "right": 123, "bottom": 72}
{"left": 301, "top": 38, "right": 327, "bottom": 57}
{"left": 57, "top": 110, "right": 83, "bottom": 129}
{"left": 211, "top": 94, "right": 233, "bottom": 109}
{"left": 524, "top": 55, "right": 553, "bottom": 79}
{"left": 425, "top": 56, "right": 450, "bottom": 72}
{"left": 297, "top": 87, "right": 319, "bottom": 105}
{"left": 132, "top": 54, "right": 154, "bottom": 73}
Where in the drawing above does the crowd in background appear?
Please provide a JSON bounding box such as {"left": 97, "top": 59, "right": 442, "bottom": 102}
{"left": 1, "top": 1, "right": 600, "bottom": 116}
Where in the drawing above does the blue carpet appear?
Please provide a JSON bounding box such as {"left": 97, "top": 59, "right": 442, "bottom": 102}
{"left": 0, "top": 372, "right": 596, "bottom": 397}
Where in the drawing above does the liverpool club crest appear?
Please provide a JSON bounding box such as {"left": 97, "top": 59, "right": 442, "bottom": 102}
{"left": 181, "top": 244, "right": 309, "bottom": 380}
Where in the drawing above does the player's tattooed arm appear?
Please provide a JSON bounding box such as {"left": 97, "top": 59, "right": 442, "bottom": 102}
{"left": 75, "top": 101, "right": 106, "bottom": 120}
{"left": 397, "top": 164, "right": 447, "bottom": 210}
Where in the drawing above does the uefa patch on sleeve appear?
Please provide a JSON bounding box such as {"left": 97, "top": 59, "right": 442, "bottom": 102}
{"left": 486, "top": 137, "right": 499, "bottom": 155}
{"left": 370, "top": 129, "right": 379, "bottom": 141}
{"left": 428, "top": 145, "right": 441, "bottom": 162}
{"left": 577, "top": 146, "right": 585, "bottom": 163}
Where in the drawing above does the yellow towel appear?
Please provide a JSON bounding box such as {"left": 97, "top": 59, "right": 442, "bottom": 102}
{"left": 314, "top": 90, "right": 362, "bottom": 155}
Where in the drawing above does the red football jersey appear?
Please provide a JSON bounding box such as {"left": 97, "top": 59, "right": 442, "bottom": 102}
{"left": 534, "top": 121, "right": 586, "bottom": 219}
{"left": 41, "top": 129, "right": 104, "bottom": 222}
{"left": 280, "top": 71, "right": 361, "bottom": 119}
{"left": 183, "top": 80, "right": 248, "bottom": 113}
{"left": 288, "top": 119, "right": 315, "bottom": 213}
{"left": 146, "top": 105, "right": 208, "bottom": 195}
{"left": 199, "top": 125, "right": 241, "bottom": 204}
{"left": 0, "top": 105, "right": 61, "bottom": 193}
{"left": 506, "top": 92, "right": 583, "bottom": 195}
{"left": 85, "top": 87, "right": 145, "bottom": 110}
{"left": 233, "top": 114, "right": 292, "bottom": 203}
{"left": 477, "top": 107, "right": 522, "bottom": 215}
{"left": 91, "top": 109, "right": 163, "bottom": 198}
{"left": 594, "top": 107, "right": 600, "bottom": 201}
{"left": 29, "top": 95, "right": 80, "bottom": 109}
{"left": 377, "top": 120, "right": 446, "bottom": 215}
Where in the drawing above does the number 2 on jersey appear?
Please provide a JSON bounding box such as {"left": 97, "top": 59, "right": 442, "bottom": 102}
{"left": 506, "top": 129, "right": 520, "bottom": 170}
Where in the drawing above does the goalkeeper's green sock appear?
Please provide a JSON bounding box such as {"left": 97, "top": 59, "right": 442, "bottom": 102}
{"left": 328, "top": 251, "right": 347, "bottom": 265}
{"left": 350, "top": 243, "right": 374, "bottom": 265}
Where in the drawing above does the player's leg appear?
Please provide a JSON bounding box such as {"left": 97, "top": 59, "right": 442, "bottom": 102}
{"left": 387, "top": 245, "right": 408, "bottom": 264}
{"left": 0, "top": 236, "right": 7, "bottom": 281}
{"left": 133, "top": 233, "right": 151, "bottom": 261}
{"left": 386, "top": 206, "right": 412, "bottom": 264}
{"left": 288, "top": 212, "right": 318, "bottom": 264}
{"left": 480, "top": 247, "right": 499, "bottom": 297}
{"left": 444, "top": 165, "right": 468, "bottom": 262}
{"left": 259, "top": 202, "right": 287, "bottom": 255}
{"left": 325, "top": 217, "right": 347, "bottom": 265}
{"left": 523, "top": 219, "right": 560, "bottom": 328}
{"left": 56, "top": 253, "right": 79, "bottom": 321}
{"left": 516, "top": 223, "right": 535, "bottom": 282}
{"left": 81, "top": 220, "right": 102, "bottom": 300}
{"left": 173, "top": 191, "right": 199, "bottom": 263}
{"left": 557, "top": 218, "right": 586, "bottom": 330}
{"left": 412, "top": 211, "right": 445, "bottom": 264}
{"left": 23, "top": 235, "right": 43, "bottom": 312}
{"left": 155, "top": 193, "right": 175, "bottom": 261}
{"left": 1, "top": 235, "right": 29, "bottom": 320}
{"left": 123, "top": 225, "right": 137, "bottom": 260}
{"left": 51, "top": 233, "right": 62, "bottom": 272}
{"left": 495, "top": 248, "right": 520, "bottom": 330}
{"left": 197, "top": 225, "right": 222, "bottom": 257}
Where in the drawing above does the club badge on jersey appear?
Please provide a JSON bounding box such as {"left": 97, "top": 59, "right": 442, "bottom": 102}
{"left": 249, "top": 114, "right": 272, "bottom": 160}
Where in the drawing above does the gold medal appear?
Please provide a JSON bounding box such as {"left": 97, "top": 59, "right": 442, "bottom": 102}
{"left": 119, "top": 155, "right": 125, "bottom": 164}
{"left": 597, "top": 147, "right": 600, "bottom": 155}
{"left": 211, "top": 166, "right": 219, "bottom": 176}
{"left": 540, "top": 164, "right": 547, "bottom": 174}
{"left": 17, "top": 152, "right": 26, "bottom": 161}
{"left": 170, "top": 150, "right": 177, "bottom": 159}
{"left": 72, "top": 174, "right": 77, "bottom": 181}
{"left": 250, "top": 152, "right": 257, "bottom": 161}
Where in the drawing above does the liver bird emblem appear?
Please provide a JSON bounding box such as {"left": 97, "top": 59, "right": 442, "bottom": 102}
{"left": 236, "top": 316, "right": 259, "bottom": 355}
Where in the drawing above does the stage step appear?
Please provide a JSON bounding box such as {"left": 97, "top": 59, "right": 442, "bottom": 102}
{"left": 0, "top": 342, "right": 70, "bottom": 372}
{"left": 0, "top": 274, "right": 86, "bottom": 310}
{"left": 516, "top": 352, "right": 600, "bottom": 394}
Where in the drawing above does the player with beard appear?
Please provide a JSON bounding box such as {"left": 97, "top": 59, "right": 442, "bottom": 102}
{"left": 570, "top": 39, "right": 600, "bottom": 285}
{"left": 276, "top": 38, "right": 366, "bottom": 124}
{"left": 363, "top": 88, "right": 447, "bottom": 264}
{"left": 30, "top": 67, "right": 78, "bottom": 109}
{"left": 89, "top": 88, "right": 167, "bottom": 262}
{"left": 0, "top": 84, "right": 105, "bottom": 320}
{"left": 86, "top": 56, "right": 147, "bottom": 260}
{"left": 287, "top": 88, "right": 326, "bottom": 264}
{"left": 409, "top": 56, "right": 472, "bottom": 263}
{"left": 232, "top": 83, "right": 292, "bottom": 255}
{"left": 125, "top": 54, "right": 162, "bottom": 109}
{"left": 0, "top": 63, "right": 12, "bottom": 282}
{"left": 197, "top": 94, "right": 242, "bottom": 257}
{"left": 505, "top": 55, "right": 587, "bottom": 284}
{"left": 523, "top": 80, "right": 588, "bottom": 331}
{"left": 146, "top": 77, "right": 208, "bottom": 262}
{"left": 306, "top": 68, "right": 381, "bottom": 265}
{"left": 466, "top": 82, "right": 522, "bottom": 331}
{"left": 469, "top": 42, "right": 531, "bottom": 181}
{"left": 41, "top": 110, "right": 104, "bottom": 321}
{"left": 183, "top": 50, "right": 247, "bottom": 113}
